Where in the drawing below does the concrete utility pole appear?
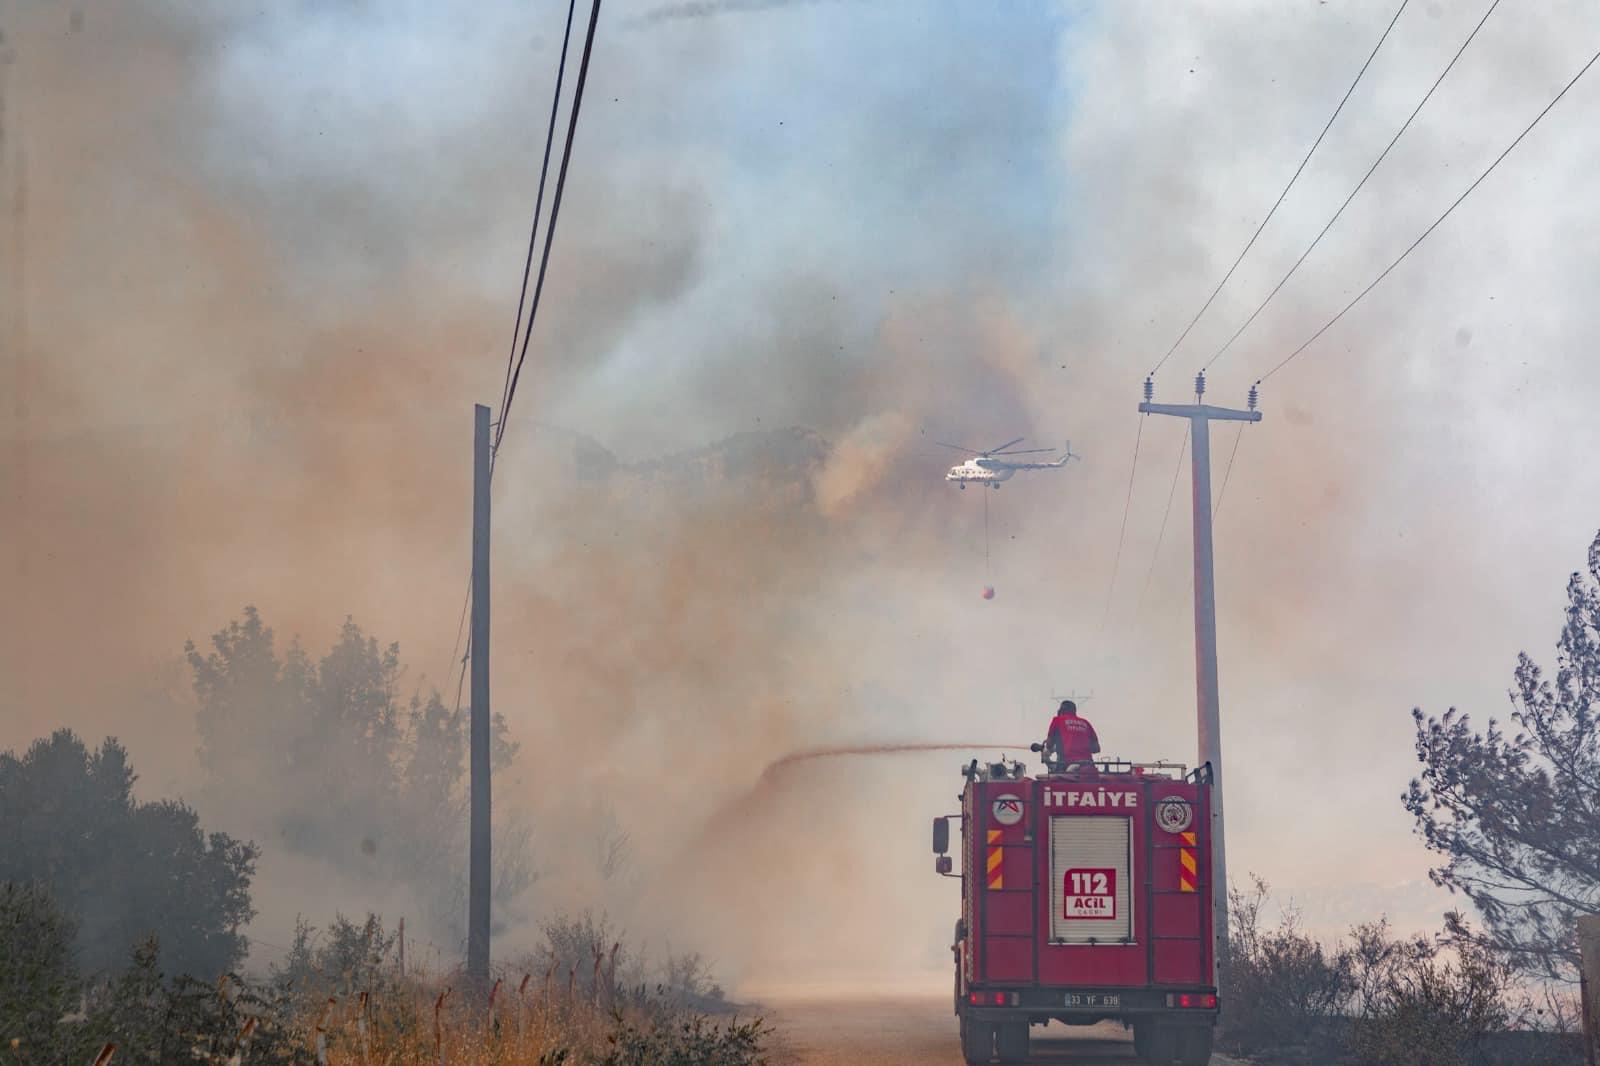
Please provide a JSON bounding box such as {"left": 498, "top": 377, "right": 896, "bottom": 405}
{"left": 1138, "top": 372, "right": 1261, "bottom": 980}
{"left": 468, "top": 404, "right": 492, "bottom": 982}
{"left": 1581, "top": 914, "right": 1600, "bottom": 1066}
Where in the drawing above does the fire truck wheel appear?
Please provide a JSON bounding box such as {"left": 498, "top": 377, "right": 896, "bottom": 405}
{"left": 1176, "top": 1025, "right": 1212, "bottom": 1066}
{"left": 959, "top": 1013, "right": 995, "bottom": 1064}
{"left": 1132, "top": 1022, "right": 1175, "bottom": 1063}
{"left": 995, "top": 1022, "right": 1030, "bottom": 1062}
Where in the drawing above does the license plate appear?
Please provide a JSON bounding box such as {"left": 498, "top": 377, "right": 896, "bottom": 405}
{"left": 1064, "top": 993, "right": 1119, "bottom": 1007}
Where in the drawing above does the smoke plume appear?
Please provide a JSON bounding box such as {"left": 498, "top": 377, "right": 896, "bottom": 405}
{"left": 6, "top": 0, "right": 1600, "bottom": 986}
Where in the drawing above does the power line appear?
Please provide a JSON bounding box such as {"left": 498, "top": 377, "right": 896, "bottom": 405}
{"left": 452, "top": 634, "right": 471, "bottom": 718}
{"left": 442, "top": 582, "right": 472, "bottom": 706}
{"left": 1127, "top": 1, "right": 1409, "bottom": 609}
{"left": 1098, "top": 416, "right": 1144, "bottom": 630}
{"left": 1138, "top": 430, "right": 1188, "bottom": 612}
{"left": 496, "top": 0, "right": 606, "bottom": 455}
{"left": 441, "top": 0, "right": 585, "bottom": 714}
{"left": 1148, "top": 0, "right": 1410, "bottom": 377}
{"left": 1156, "top": 425, "right": 1242, "bottom": 657}
{"left": 1161, "top": 424, "right": 1246, "bottom": 614}
{"left": 496, "top": 0, "right": 583, "bottom": 429}
{"left": 1212, "top": 423, "right": 1246, "bottom": 519}
{"left": 1202, "top": 0, "right": 1501, "bottom": 374}
{"left": 1260, "top": 42, "right": 1600, "bottom": 383}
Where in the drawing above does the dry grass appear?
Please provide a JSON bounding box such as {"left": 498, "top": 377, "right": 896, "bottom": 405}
{"left": 287, "top": 968, "right": 768, "bottom": 1065}
{"left": 290, "top": 974, "right": 596, "bottom": 1064}
{"left": 5, "top": 912, "right": 774, "bottom": 1064}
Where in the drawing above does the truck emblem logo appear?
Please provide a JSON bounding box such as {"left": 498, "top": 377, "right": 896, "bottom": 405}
{"left": 991, "top": 794, "right": 1024, "bottom": 826}
{"left": 1155, "top": 797, "right": 1193, "bottom": 833}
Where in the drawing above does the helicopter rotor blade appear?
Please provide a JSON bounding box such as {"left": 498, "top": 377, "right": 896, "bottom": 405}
{"left": 992, "top": 448, "right": 1055, "bottom": 455}
{"left": 935, "top": 441, "right": 982, "bottom": 454}
{"left": 988, "top": 437, "right": 1026, "bottom": 455}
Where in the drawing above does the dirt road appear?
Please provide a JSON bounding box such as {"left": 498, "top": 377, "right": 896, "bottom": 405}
{"left": 767, "top": 994, "right": 1244, "bottom": 1065}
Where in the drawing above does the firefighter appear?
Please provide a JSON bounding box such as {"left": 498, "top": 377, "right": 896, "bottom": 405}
{"left": 1044, "top": 699, "right": 1100, "bottom": 773}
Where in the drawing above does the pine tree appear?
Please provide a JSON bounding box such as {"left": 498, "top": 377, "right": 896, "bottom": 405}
{"left": 1406, "top": 530, "right": 1600, "bottom": 981}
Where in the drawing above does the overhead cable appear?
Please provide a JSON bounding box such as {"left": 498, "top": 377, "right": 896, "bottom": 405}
{"left": 1212, "top": 423, "right": 1246, "bottom": 519}
{"left": 1148, "top": 0, "right": 1411, "bottom": 378}
{"left": 1098, "top": 417, "right": 1145, "bottom": 631}
{"left": 497, "top": 0, "right": 606, "bottom": 454}
{"left": 444, "top": 0, "right": 584, "bottom": 715}
{"left": 442, "top": 583, "right": 472, "bottom": 702}
{"left": 1260, "top": 43, "right": 1600, "bottom": 382}
{"left": 1202, "top": 0, "right": 1502, "bottom": 374}
{"left": 1138, "top": 430, "right": 1189, "bottom": 612}
{"left": 496, "top": 0, "right": 583, "bottom": 434}
{"left": 452, "top": 633, "right": 471, "bottom": 718}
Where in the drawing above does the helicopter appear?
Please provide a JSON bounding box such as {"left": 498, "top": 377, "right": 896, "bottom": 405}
{"left": 940, "top": 437, "right": 1078, "bottom": 489}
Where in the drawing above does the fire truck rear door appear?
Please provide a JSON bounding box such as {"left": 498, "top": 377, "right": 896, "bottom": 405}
{"left": 1048, "top": 814, "right": 1133, "bottom": 943}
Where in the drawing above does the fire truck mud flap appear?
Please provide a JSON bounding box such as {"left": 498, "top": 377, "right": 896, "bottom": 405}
{"left": 1134, "top": 1021, "right": 1213, "bottom": 1065}
{"left": 959, "top": 1012, "right": 994, "bottom": 1064}
{"left": 994, "top": 1022, "right": 1030, "bottom": 1063}
{"left": 1175, "top": 1024, "right": 1213, "bottom": 1065}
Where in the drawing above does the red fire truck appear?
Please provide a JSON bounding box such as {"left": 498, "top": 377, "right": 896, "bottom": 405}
{"left": 932, "top": 751, "right": 1219, "bottom": 1064}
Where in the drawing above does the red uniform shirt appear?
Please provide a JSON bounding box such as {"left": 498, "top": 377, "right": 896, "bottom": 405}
{"left": 1046, "top": 714, "right": 1099, "bottom": 762}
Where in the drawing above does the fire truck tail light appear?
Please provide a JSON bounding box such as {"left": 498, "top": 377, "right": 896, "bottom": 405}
{"left": 1167, "top": 992, "right": 1218, "bottom": 1009}
{"left": 967, "top": 992, "right": 1013, "bottom": 1006}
